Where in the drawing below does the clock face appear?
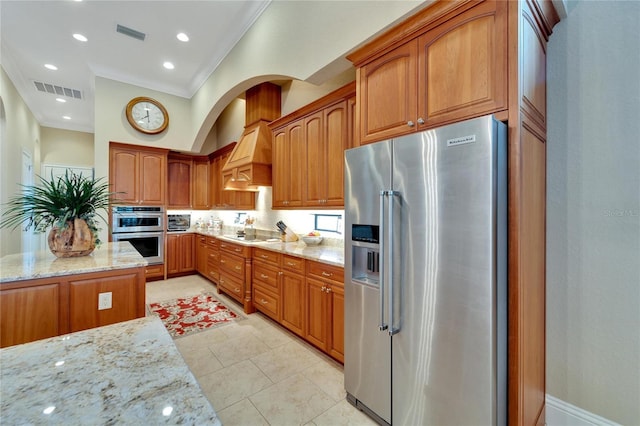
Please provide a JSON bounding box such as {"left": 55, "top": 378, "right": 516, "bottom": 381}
{"left": 126, "top": 97, "right": 169, "bottom": 134}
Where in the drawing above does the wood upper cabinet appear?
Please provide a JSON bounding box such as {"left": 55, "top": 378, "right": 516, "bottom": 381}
{"left": 192, "top": 157, "right": 210, "bottom": 210}
{"left": 166, "top": 233, "right": 195, "bottom": 276}
{"left": 210, "top": 145, "right": 256, "bottom": 210}
{"left": 167, "top": 156, "right": 192, "bottom": 209}
{"left": 272, "top": 121, "right": 304, "bottom": 208}
{"left": 353, "top": 0, "right": 507, "bottom": 145}
{"left": 304, "top": 101, "right": 349, "bottom": 207}
{"left": 110, "top": 143, "right": 167, "bottom": 205}
{"left": 270, "top": 82, "right": 355, "bottom": 209}
{"left": 357, "top": 40, "right": 418, "bottom": 143}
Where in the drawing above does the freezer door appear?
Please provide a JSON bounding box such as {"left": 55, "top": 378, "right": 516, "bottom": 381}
{"left": 391, "top": 116, "right": 506, "bottom": 425}
{"left": 344, "top": 141, "right": 392, "bottom": 425}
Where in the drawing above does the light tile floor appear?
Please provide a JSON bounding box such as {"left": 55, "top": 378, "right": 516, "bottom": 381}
{"left": 146, "top": 275, "right": 377, "bottom": 426}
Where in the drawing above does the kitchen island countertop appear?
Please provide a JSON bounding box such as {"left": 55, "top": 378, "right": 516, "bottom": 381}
{"left": 0, "top": 242, "right": 147, "bottom": 283}
{"left": 0, "top": 315, "right": 220, "bottom": 425}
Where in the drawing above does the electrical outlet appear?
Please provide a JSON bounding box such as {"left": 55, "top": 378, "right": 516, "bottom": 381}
{"left": 98, "top": 292, "right": 112, "bottom": 310}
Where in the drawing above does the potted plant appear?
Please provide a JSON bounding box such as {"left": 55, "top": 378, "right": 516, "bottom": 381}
{"left": 0, "top": 171, "right": 116, "bottom": 257}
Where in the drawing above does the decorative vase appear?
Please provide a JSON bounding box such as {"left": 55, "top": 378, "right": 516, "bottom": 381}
{"left": 47, "top": 218, "right": 95, "bottom": 258}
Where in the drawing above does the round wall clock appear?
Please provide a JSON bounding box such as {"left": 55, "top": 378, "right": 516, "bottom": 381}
{"left": 125, "top": 97, "right": 169, "bottom": 135}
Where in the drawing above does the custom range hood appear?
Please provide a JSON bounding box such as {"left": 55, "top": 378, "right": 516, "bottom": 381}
{"left": 222, "top": 82, "right": 281, "bottom": 191}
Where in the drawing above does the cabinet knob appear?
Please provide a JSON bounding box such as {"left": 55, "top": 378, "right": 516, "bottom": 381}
{"left": 234, "top": 288, "right": 240, "bottom": 293}
{"left": 417, "top": 117, "right": 425, "bottom": 125}
{"left": 326, "top": 287, "right": 332, "bottom": 293}
{"left": 261, "top": 299, "right": 268, "bottom": 305}
{"left": 260, "top": 274, "right": 269, "bottom": 279}
{"left": 321, "top": 286, "right": 327, "bottom": 292}
{"left": 321, "top": 271, "right": 332, "bottom": 277}
{"left": 261, "top": 254, "right": 269, "bottom": 259}
{"left": 407, "top": 120, "right": 415, "bottom": 127}
{"left": 220, "top": 259, "right": 226, "bottom": 264}
{"left": 235, "top": 266, "right": 242, "bottom": 271}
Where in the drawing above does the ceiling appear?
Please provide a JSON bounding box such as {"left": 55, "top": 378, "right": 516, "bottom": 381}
{"left": 0, "top": 0, "right": 271, "bottom": 133}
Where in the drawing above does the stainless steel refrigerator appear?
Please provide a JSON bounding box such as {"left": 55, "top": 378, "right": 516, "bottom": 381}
{"left": 344, "top": 115, "right": 507, "bottom": 426}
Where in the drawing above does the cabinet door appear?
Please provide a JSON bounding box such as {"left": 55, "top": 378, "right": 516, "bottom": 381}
{"left": 167, "top": 159, "right": 192, "bottom": 208}
{"left": 192, "top": 159, "right": 210, "bottom": 210}
{"left": 181, "top": 233, "right": 196, "bottom": 272}
{"left": 234, "top": 191, "right": 256, "bottom": 210}
{"left": 304, "top": 112, "right": 324, "bottom": 206}
{"left": 306, "top": 277, "right": 328, "bottom": 350}
{"left": 196, "top": 236, "right": 207, "bottom": 275}
{"left": 0, "top": 284, "right": 61, "bottom": 347}
{"left": 139, "top": 151, "right": 166, "bottom": 205}
{"left": 324, "top": 100, "right": 348, "bottom": 206}
{"left": 418, "top": 0, "right": 507, "bottom": 127}
{"left": 272, "top": 128, "right": 288, "bottom": 208}
{"left": 110, "top": 148, "right": 139, "bottom": 203}
{"left": 281, "top": 271, "right": 305, "bottom": 336}
{"left": 358, "top": 40, "right": 418, "bottom": 144}
{"left": 288, "top": 121, "right": 305, "bottom": 207}
{"left": 328, "top": 284, "right": 344, "bottom": 362}
{"left": 166, "top": 234, "right": 179, "bottom": 275}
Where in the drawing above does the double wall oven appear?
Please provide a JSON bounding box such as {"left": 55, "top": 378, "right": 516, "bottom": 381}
{"left": 111, "top": 206, "right": 164, "bottom": 264}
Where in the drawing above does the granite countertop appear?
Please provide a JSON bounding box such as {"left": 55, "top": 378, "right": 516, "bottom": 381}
{"left": 0, "top": 242, "right": 147, "bottom": 283}
{"left": 0, "top": 316, "right": 220, "bottom": 425}
{"left": 196, "top": 231, "right": 344, "bottom": 267}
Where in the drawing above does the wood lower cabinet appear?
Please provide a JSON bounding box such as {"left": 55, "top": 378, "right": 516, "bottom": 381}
{"left": 305, "top": 261, "right": 344, "bottom": 362}
{"left": 166, "top": 233, "right": 195, "bottom": 277}
{"left": 69, "top": 271, "right": 140, "bottom": 332}
{"left": 252, "top": 248, "right": 282, "bottom": 322}
{"left": 0, "top": 282, "right": 64, "bottom": 348}
{"left": 109, "top": 142, "right": 168, "bottom": 205}
{"left": 218, "top": 240, "right": 254, "bottom": 313}
{"left": 196, "top": 235, "right": 208, "bottom": 275}
{"left": 144, "top": 263, "right": 164, "bottom": 281}
{"left": 351, "top": 0, "right": 507, "bottom": 145}
{"left": 280, "top": 255, "right": 305, "bottom": 337}
{"left": 0, "top": 267, "right": 145, "bottom": 348}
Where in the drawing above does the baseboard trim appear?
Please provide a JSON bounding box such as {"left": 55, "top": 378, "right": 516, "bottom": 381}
{"left": 546, "top": 394, "right": 621, "bottom": 426}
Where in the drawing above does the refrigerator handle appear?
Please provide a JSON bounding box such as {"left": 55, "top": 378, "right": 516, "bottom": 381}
{"left": 378, "top": 190, "right": 388, "bottom": 332}
{"left": 388, "top": 190, "right": 400, "bottom": 336}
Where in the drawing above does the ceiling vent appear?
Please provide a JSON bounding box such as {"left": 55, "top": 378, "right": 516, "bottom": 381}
{"left": 33, "top": 81, "right": 82, "bottom": 100}
{"left": 116, "top": 24, "right": 146, "bottom": 41}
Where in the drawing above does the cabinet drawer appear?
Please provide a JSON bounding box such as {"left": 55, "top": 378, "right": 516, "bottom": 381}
{"left": 206, "top": 237, "right": 218, "bottom": 247}
{"left": 307, "top": 261, "right": 344, "bottom": 284}
{"left": 282, "top": 255, "right": 305, "bottom": 274}
{"left": 254, "top": 285, "right": 279, "bottom": 320}
{"left": 219, "top": 273, "right": 243, "bottom": 301}
{"left": 253, "top": 247, "right": 281, "bottom": 266}
{"left": 207, "top": 249, "right": 219, "bottom": 264}
{"left": 207, "top": 268, "right": 219, "bottom": 282}
{"left": 220, "top": 253, "right": 244, "bottom": 278}
{"left": 253, "top": 262, "right": 279, "bottom": 291}
{"left": 219, "top": 241, "right": 250, "bottom": 257}
{"left": 145, "top": 264, "right": 164, "bottom": 279}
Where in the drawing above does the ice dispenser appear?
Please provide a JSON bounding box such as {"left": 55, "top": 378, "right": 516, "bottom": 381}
{"left": 351, "top": 224, "right": 380, "bottom": 285}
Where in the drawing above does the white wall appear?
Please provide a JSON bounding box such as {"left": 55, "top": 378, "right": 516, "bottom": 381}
{"left": 0, "top": 67, "right": 42, "bottom": 256}
{"left": 546, "top": 1, "right": 640, "bottom": 424}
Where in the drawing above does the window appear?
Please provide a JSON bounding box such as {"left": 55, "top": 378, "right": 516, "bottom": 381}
{"left": 313, "top": 214, "right": 342, "bottom": 234}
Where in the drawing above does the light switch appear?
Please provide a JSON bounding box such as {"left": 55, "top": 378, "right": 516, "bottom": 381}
{"left": 98, "top": 292, "right": 112, "bottom": 310}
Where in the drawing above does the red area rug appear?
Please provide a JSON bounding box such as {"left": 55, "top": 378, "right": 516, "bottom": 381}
{"left": 148, "top": 293, "right": 243, "bottom": 338}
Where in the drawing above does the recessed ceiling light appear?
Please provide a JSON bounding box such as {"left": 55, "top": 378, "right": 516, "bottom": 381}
{"left": 44, "top": 64, "right": 58, "bottom": 71}
{"left": 62, "top": 116, "right": 71, "bottom": 120}
{"left": 56, "top": 98, "right": 66, "bottom": 103}
{"left": 176, "top": 33, "right": 189, "bottom": 42}
{"left": 163, "top": 62, "right": 175, "bottom": 70}
{"left": 73, "top": 33, "right": 88, "bottom": 42}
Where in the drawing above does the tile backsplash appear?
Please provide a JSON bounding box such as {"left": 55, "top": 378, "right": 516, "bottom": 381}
{"left": 168, "top": 187, "right": 344, "bottom": 245}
